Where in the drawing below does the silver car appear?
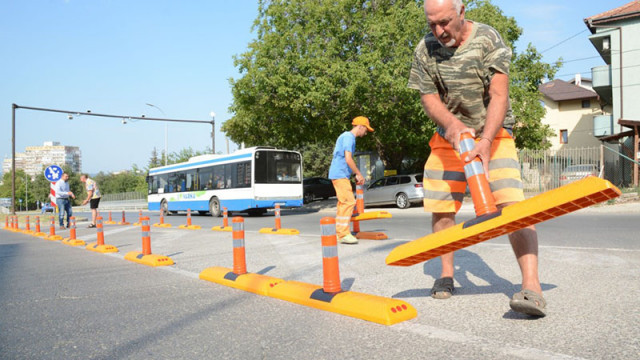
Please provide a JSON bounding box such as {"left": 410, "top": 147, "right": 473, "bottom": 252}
{"left": 363, "top": 174, "right": 424, "bottom": 209}
{"left": 559, "top": 164, "right": 598, "bottom": 186}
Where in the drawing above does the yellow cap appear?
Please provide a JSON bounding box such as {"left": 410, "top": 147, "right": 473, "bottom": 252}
{"left": 352, "top": 116, "right": 374, "bottom": 132}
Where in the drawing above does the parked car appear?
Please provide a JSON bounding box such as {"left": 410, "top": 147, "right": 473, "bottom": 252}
{"left": 363, "top": 174, "right": 423, "bottom": 209}
{"left": 41, "top": 203, "right": 55, "bottom": 213}
{"left": 559, "top": 164, "right": 598, "bottom": 186}
{"left": 303, "top": 177, "right": 336, "bottom": 204}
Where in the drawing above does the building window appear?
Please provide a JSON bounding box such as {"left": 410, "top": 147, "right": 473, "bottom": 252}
{"left": 560, "top": 129, "right": 568, "bottom": 144}
{"left": 582, "top": 99, "right": 591, "bottom": 108}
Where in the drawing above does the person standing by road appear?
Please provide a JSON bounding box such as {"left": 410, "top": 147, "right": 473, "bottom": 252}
{"left": 80, "top": 174, "right": 101, "bottom": 228}
{"left": 54, "top": 173, "right": 75, "bottom": 229}
{"left": 328, "top": 116, "right": 373, "bottom": 245}
{"left": 408, "top": 0, "right": 546, "bottom": 316}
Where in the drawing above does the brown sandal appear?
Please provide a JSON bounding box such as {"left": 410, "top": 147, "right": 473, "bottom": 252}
{"left": 509, "top": 289, "right": 547, "bottom": 317}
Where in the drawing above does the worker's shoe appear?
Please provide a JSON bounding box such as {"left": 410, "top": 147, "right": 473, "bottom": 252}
{"left": 339, "top": 234, "right": 358, "bottom": 244}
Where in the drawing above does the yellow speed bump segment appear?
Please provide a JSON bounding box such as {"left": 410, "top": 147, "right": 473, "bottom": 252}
{"left": 85, "top": 217, "right": 119, "bottom": 253}
{"left": 62, "top": 217, "right": 86, "bottom": 246}
{"left": 178, "top": 209, "right": 201, "bottom": 230}
{"left": 267, "top": 281, "right": 416, "bottom": 326}
{"left": 352, "top": 211, "right": 392, "bottom": 221}
{"left": 212, "top": 207, "right": 232, "bottom": 231}
{"left": 258, "top": 204, "right": 299, "bottom": 235}
{"left": 199, "top": 267, "right": 284, "bottom": 296}
{"left": 386, "top": 177, "right": 621, "bottom": 266}
{"left": 153, "top": 211, "right": 172, "bottom": 228}
{"left": 266, "top": 217, "right": 416, "bottom": 326}
{"left": 124, "top": 217, "right": 174, "bottom": 267}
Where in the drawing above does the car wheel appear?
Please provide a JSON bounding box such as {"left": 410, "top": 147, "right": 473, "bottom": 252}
{"left": 304, "top": 192, "right": 314, "bottom": 204}
{"left": 209, "top": 197, "right": 221, "bottom": 217}
{"left": 395, "top": 193, "right": 410, "bottom": 209}
{"left": 160, "top": 199, "right": 170, "bottom": 216}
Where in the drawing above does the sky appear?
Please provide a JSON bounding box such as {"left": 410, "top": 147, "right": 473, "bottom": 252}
{"left": 0, "top": 0, "right": 627, "bottom": 175}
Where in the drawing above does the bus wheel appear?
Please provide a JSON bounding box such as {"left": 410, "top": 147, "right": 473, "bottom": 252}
{"left": 161, "top": 199, "right": 170, "bottom": 216}
{"left": 209, "top": 197, "right": 221, "bottom": 217}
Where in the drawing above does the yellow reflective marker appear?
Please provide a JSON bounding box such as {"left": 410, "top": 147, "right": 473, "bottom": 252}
{"left": 124, "top": 252, "right": 174, "bottom": 267}
{"left": 387, "top": 177, "right": 621, "bottom": 266}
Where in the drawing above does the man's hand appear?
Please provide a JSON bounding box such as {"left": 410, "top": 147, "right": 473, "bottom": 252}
{"left": 464, "top": 137, "right": 492, "bottom": 180}
{"left": 355, "top": 173, "right": 365, "bottom": 185}
{"left": 444, "top": 123, "right": 475, "bottom": 154}
{"left": 82, "top": 199, "right": 89, "bottom": 206}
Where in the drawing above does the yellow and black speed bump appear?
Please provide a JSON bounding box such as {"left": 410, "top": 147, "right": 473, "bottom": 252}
{"left": 86, "top": 243, "right": 119, "bottom": 253}
{"left": 258, "top": 227, "right": 300, "bottom": 235}
{"left": 267, "top": 280, "right": 417, "bottom": 326}
{"left": 62, "top": 238, "right": 86, "bottom": 246}
{"left": 45, "top": 234, "right": 63, "bottom": 241}
{"left": 199, "top": 266, "right": 285, "bottom": 296}
{"left": 352, "top": 211, "right": 392, "bottom": 221}
{"left": 124, "top": 251, "right": 174, "bottom": 267}
{"left": 178, "top": 224, "right": 201, "bottom": 230}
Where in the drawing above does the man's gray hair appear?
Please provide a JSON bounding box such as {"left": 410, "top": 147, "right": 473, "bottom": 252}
{"left": 425, "top": 0, "right": 463, "bottom": 14}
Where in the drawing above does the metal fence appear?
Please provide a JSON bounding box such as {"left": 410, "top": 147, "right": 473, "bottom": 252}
{"left": 519, "top": 145, "right": 637, "bottom": 193}
{"left": 99, "top": 191, "right": 147, "bottom": 210}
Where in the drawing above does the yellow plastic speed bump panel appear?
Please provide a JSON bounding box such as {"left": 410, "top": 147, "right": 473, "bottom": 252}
{"left": 211, "top": 225, "right": 232, "bottom": 232}
{"left": 124, "top": 251, "right": 174, "bottom": 267}
{"left": 86, "top": 242, "right": 119, "bottom": 253}
{"left": 267, "top": 280, "right": 416, "bottom": 326}
{"left": 387, "top": 177, "right": 621, "bottom": 266}
{"left": 178, "top": 224, "right": 202, "bottom": 230}
{"left": 258, "top": 227, "right": 300, "bottom": 235}
{"left": 62, "top": 238, "right": 86, "bottom": 246}
{"left": 153, "top": 223, "right": 172, "bottom": 228}
{"left": 352, "top": 211, "right": 392, "bottom": 222}
{"left": 199, "top": 266, "right": 285, "bottom": 296}
{"left": 44, "top": 235, "right": 63, "bottom": 241}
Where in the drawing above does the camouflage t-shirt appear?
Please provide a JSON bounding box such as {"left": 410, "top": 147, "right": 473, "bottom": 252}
{"left": 407, "top": 21, "right": 515, "bottom": 134}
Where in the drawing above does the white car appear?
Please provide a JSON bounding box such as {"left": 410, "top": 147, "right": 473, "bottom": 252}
{"left": 363, "top": 174, "right": 424, "bottom": 209}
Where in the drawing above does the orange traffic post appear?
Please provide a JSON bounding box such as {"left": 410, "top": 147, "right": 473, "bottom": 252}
{"left": 266, "top": 217, "right": 417, "bottom": 325}
{"left": 118, "top": 210, "right": 130, "bottom": 225}
{"left": 132, "top": 210, "right": 143, "bottom": 226}
{"left": 211, "top": 207, "right": 232, "bottom": 231}
{"left": 34, "top": 216, "right": 46, "bottom": 237}
{"left": 200, "top": 215, "right": 286, "bottom": 295}
{"left": 259, "top": 204, "right": 300, "bottom": 235}
{"left": 351, "top": 184, "right": 389, "bottom": 240}
{"left": 459, "top": 132, "right": 498, "bottom": 217}
{"left": 104, "top": 211, "right": 117, "bottom": 225}
{"left": 45, "top": 215, "right": 63, "bottom": 241}
{"left": 86, "top": 216, "right": 118, "bottom": 253}
{"left": 12, "top": 215, "right": 20, "bottom": 232}
{"left": 232, "top": 217, "right": 247, "bottom": 275}
{"left": 3, "top": 215, "right": 8, "bottom": 230}
{"left": 178, "top": 208, "right": 201, "bottom": 230}
{"left": 153, "top": 210, "right": 172, "bottom": 228}
{"left": 23, "top": 215, "right": 34, "bottom": 235}
{"left": 63, "top": 216, "right": 85, "bottom": 246}
{"left": 125, "top": 217, "right": 174, "bottom": 266}
{"left": 321, "top": 217, "right": 341, "bottom": 293}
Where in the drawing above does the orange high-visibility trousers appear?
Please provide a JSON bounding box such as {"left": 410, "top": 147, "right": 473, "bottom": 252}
{"left": 332, "top": 178, "right": 356, "bottom": 239}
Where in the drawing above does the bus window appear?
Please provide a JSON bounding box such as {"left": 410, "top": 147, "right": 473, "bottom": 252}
{"left": 158, "top": 174, "right": 168, "bottom": 193}
{"left": 199, "top": 167, "right": 213, "bottom": 190}
{"left": 255, "top": 151, "right": 301, "bottom": 184}
{"left": 213, "top": 165, "right": 225, "bottom": 189}
{"left": 185, "top": 169, "right": 197, "bottom": 191}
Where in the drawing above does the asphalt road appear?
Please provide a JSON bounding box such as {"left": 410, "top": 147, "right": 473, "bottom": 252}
{"left": 1, "top": 200, "right": 639, "bottom": 359}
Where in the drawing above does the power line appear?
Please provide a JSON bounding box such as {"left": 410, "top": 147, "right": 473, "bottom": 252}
{"left": 540, "top": 29, "right": 589, "bottom": 54}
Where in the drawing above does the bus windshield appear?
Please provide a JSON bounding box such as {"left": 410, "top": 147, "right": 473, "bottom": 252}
{"left": 254, "top": 150, "right": 302, "bottom": 184}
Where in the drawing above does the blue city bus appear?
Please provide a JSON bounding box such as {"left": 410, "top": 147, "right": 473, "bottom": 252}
{"left": 147, "top": 147, "right": 303, "bottom": 216}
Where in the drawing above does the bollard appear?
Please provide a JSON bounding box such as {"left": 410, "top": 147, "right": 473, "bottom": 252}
{"left": 351, "top": 198, "right": 361, "bottom": 234}
{"left": 118, "top": 210, "right": 130, "bottom": 225}
{"left": 320, "top": 217, "right": 341, "bottom": 293}
{"left": 232, "top": 217, "right": 247, "bottom": 275}
{"left": 34, "top": 216, "right": 46, "bottom": 237}
{"left": 178, "top": 208, "right": 201, "bottom": 229}
{"left": 85, "top": 216, "right": 118, "bottom": 253}
{"left": 142, "top": 217, "right": 151, "bottom": 255}
{"left": 104, "top": 211, "right": 117, "bottom": 224}
{"left": 4, "top": 215, "right": 8, "bottom": 229}
{"left": 45, "top": 216, "right": 63, "bottom": 240}
{"left": 25, "top": 215, "right": 31, "bottom": 232}
{"left": 153, "top": 210, "right": 172, "bottom": 228}
{"left": 97, "top": 216, "right": 105, "bottom": 245}
{"left": 350, "top": 184, "right": 391, "bottom": 240}
{"left": 63, "top": 217, "right": 85, "bottom": 246}
{"left": 133, "top": 210, "right": 143, "bottom": 226}
{"left": 124, "top": 216, "right": 174, "bottom": 266}
{"left": 211, "top": 207, "right": 232, "bottom": 231}
{"left": 459, "top": 132, "right": 498, "bottom": 217}
{"left": 258, "top": 204, "right": 300, "bottom": 235}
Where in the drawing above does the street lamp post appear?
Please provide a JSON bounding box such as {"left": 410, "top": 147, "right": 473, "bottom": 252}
{"left": 10, "top": 104, "right": 213, "bottom": 215}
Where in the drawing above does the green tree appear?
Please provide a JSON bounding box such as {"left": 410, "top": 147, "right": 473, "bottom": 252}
{"left": 300, "top": 142, "right": 335, "bottom": 178}
{"left": 148, "top": 147, "right": 162, "bottom": 169}
{"left": 224, "top": 0, "right": 560, "bottom": 170}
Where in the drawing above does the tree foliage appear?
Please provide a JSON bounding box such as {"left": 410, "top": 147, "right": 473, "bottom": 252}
{"left": 225, "top": 0, "right": 561, "bottom": 170}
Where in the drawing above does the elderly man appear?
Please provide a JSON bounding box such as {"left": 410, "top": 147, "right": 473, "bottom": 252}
{"left": 408, "top": 0, "right": 545, "bottom": 316}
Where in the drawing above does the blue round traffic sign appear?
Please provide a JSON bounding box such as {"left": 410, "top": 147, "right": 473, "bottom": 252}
{"left": 44, "top": 165, "right": 63, "bottom": 182}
